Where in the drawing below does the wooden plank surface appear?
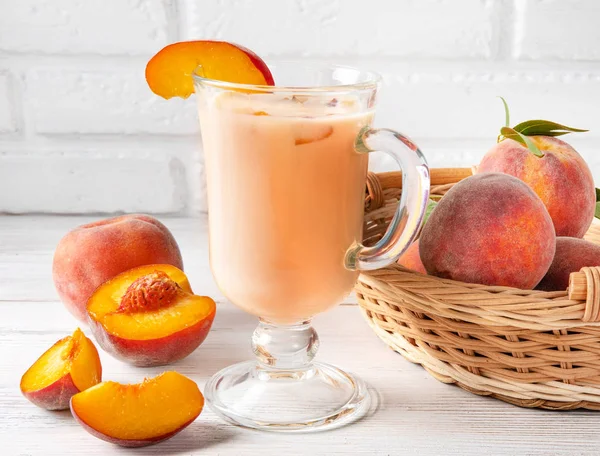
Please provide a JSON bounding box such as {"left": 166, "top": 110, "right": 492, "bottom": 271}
{"left": 3, "top": 215, "right": 600, "bottom": 455}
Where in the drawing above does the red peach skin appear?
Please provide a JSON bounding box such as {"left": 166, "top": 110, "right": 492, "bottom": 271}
{"left": 20, "top": 329, "right": 102, "bottom": 410}
{"left": 22, "top": 374, "right": 81, "bottom": 411}
{"left": 537, "top": 237, "right": 600, "bottom": 291}
{"left": 53, "top": 214, "right": 183, "bottom": 322}
{"left": 71, "top": 412, "right": 197, "bottom": 448}
{"left": 88, "top": 311, "right": 215, "bottom": 367}
{"left": 478, "top": 137, "right": 595, "bottom": 238}
{"left": 397, "top": 240, "right": 426, "bottom": 274}
{"left": 419, "top": 173, "right": 556, "bottom": 289}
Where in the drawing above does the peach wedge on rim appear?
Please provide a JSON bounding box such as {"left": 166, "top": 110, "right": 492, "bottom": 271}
{"left": 86, "top": 264, "right": 216, "bottom": 367}
{"left": 146, "top": 40, "right": 275, "bottom": 99}
{"left": 70, "top": 371, "right": 204, "bottom": 447}
{"left": 20, "top": 328, "right": 102, "bottom": 410}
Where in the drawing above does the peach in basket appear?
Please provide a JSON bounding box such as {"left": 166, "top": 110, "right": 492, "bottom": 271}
{"left": 86, "top": 264, "right": 216, "bottom": 367}
{"left": 537, "top": 237, "right": 600, "bottom": 291}
{"left": 478, "top": 98, "right": 594, "bottom": 238}
{"left": 419, "top": 172, "right": 556, "bottom": 290}
{"left": 397, "top": 240, "right": 426, "bottom": 274}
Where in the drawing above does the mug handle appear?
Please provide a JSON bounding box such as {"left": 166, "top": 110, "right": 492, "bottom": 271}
{"left": 345, "top": 127, "right": 430, "bottom": 271}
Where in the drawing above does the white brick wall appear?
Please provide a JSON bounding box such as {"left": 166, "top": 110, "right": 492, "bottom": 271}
{"left": 1, "top": 0, "right": 599, "bottom": 214}
{"left": 0, "top": 72, "right": 18, "bottom": 133}
{"left": 516, "top": 0, "right": 600, "bottom": 60}
{"left": 0, "top": 0, "right": 173, "bottom": 54}
{"left": 183, "top": 0, "right": 495, "bottom": 58}
{"left": 27, "top": 68, "right": 197, "bottom": 135}
{"left": 0, "top": 148, "right": 188, "bottom": 213}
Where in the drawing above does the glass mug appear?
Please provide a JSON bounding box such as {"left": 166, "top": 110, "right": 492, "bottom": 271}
{"left": 193, "top": 63, "right": 430, "bottom": 432}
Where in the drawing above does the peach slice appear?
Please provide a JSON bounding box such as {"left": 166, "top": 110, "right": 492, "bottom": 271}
{"left": 70, "top": 371, "right": 203, "bottom": 447}
{"left": 87, "top": 264, "right": 216, "bottom": 367}
{"left": 20, "top": 328, "right": 102, "bottom": 410}
{"left": 146, "top": 40, "right": 275, "bottom": 99}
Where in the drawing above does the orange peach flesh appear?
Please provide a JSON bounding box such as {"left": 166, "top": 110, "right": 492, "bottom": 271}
{"left": 146, "top": 40, "right": 275, "bottom": 99}
{"left": 86, "top": 264, "right": 216, "bottom": 366}
{"left": 52, "top": 214, "right": 184, "bottom": 323}
{"left": 70, "top": 371, "right": 203, "bottom": 447}
{"left": 87, "top": 264, "right": 214, "bottom": 340}
{"left": 20, "top": 329, "right": 102, "bottom": 410}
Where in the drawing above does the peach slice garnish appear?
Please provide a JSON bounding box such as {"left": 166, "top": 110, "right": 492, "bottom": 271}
{"left": 70, "top": 371, "right": 203, "bottom": 447}
{"left": 20, "top": 328, "right": 102, "bottom": 410}
{"left": 146, "top": 40, "right": 275, "bottom": 99}
{"left": 86, "top": 264, "right": 216, "bottom": 367}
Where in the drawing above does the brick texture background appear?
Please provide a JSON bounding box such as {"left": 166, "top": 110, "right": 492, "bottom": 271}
{"left": 1, "top": 0, "right": 599, "bottom": 214}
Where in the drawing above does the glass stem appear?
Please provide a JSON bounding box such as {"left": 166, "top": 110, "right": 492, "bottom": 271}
{"left": 251, "top": 319, "right": 319, "bottom": 370}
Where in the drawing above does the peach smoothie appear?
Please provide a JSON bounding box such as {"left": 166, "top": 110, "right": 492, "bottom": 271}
{"left": 198, "top": 93, "right": 372, "bottom": 324}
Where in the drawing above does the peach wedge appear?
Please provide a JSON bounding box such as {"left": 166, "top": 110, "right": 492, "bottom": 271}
{"left": 87, "top": 264, "right": 216, "bottom": 367}
{"left": 70, "top": 372, "right": 204, "bottom": 447}
{"left": 20, "top": 328, "right": 102, "bottom": 410}
{"left": 146, "top": 40, "right": 275, "bottom": 99}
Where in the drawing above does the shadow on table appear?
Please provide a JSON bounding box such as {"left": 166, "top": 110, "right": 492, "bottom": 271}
{"left": 349, "top": 381, "right": 382, "bottom": 428}
{"left": 136, "top": 422, "right": 236, "bottom": 454}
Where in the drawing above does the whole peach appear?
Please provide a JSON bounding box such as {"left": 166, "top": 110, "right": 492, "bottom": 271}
{"left": 478, "top": 137, "right": 595, "bottom": 238}
{"left": 537, "top": 237, "right": 600, "bottom": 291}
{"left": 53, "top": 215, "right": 183, "bottom": 322}
{"left": 419, "top": 173, "right": 556, "bottom": 289}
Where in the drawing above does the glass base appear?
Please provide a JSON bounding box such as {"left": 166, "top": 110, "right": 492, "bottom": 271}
{"left": 205, "top": 360, "right": 370, "bottom": 432}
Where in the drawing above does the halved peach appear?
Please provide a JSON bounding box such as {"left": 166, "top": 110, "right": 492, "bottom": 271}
{"left": 146, "top": 40, "right": 275, "bottom": 99}
{"left": 87, "top": 264, "right": 216, "bottom": 367}
{"left": 20, "top": 328, "right": 102, "bottom": 410}
{"left": 70, "top": 371, "right": 203, "bottom": 447}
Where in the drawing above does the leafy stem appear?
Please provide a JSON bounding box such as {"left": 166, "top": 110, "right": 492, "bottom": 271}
{"left": 498, "top": 96, "right": 510, "bottom": 127}
{"left": 499, "top": 127, "right": 543, "bottom": 157}
{"left": 496, "top": 98, "right": 588, "bottom": 157}
{"left": 513, "top": 120, "right": 588, "bottom": 137}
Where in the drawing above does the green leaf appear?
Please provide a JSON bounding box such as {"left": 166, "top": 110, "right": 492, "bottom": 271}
{"left": 513, "top": 119, "right": 588, "bottom": 137}
{"left": 500, "top": 126, "right": 544, "bottom": 157}
{"left": 423, "top": 199, "right": 437, "bottom": 225}
{"left": 596, "top": 189, "right": 600, "bottom": 220}
{"left": 498, "top": 96, "right": 510, "bottom": 127}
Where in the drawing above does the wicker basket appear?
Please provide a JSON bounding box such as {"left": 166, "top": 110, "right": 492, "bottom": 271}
{"left": 357, "top": 167, "right": 600, "bottom": 410}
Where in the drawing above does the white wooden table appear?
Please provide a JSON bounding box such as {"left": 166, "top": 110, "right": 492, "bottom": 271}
{"left": 3, "top": 215, "right": 600, "bottom": 455}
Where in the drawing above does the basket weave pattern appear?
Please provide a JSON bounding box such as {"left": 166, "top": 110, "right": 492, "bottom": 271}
{"left": 357, "top": 168, "right": 600, "bottom": 410}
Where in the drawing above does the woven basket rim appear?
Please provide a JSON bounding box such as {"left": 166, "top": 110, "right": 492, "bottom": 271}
{"left": 360, "top": 168, "right": 600, "bottom": 330}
